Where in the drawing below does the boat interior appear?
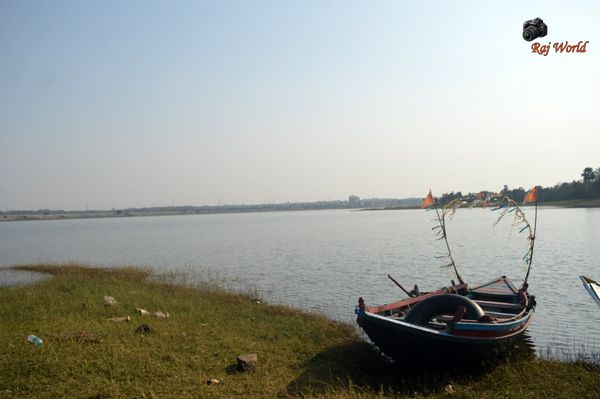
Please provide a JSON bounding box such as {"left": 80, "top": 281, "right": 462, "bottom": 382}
{"left": 371, "top": 277, "right": 528, "bottom": 329}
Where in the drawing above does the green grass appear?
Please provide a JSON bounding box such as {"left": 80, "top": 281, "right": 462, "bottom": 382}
{"left": 1, "top": 264, "right": 599, "bottom": 398}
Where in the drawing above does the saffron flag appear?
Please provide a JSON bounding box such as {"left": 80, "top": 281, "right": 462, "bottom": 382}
{"left": 421, "top": 190, "right": 435, "bottom": 208}
{"left": 524, "top": 186, "right": 538, "bottom": 203}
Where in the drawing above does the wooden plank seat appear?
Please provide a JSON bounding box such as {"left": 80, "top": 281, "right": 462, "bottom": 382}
{"left": 474, "top": 299, "right": 524, "bottom": 310}
{"left": 484, "top": 310, "right": 522, "bottom": 319}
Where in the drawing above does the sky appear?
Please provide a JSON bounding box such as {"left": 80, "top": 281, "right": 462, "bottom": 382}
{"left": 1, "top": 1, "right": 599, "bottom": 210}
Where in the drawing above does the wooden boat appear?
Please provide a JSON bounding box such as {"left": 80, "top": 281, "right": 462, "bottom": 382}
{"left": 355, "top": 188, "right": 540, "bottom": 364}
{"left": 580, "top": 275, "right": 600, "bottom": 309}
{"left": 355, "top": 276, "right": 535, "bottom": 364}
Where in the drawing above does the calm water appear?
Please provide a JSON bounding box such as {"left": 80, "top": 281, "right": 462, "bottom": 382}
{"left": 1, "top": 208, "right": 599, "bottom": 357}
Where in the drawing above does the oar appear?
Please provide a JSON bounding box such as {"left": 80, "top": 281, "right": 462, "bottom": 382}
{"left": 387, "top": 274, "right": 412, "bottom": 297}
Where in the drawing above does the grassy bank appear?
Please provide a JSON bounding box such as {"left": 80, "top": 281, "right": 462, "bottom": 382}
{"left": 1, "top": 265, "right": 599, "bottom": 398}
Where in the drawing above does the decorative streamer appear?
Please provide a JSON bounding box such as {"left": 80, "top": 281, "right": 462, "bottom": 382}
{"left": 422, "top": 192, "right": 464, "bottom": 284}
{"left": 423, "top": 187, "right": 538, "bottom": 291}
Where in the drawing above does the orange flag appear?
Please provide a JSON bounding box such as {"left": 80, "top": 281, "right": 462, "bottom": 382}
{"left": 524, "top": 186, "right": 538, "bottom": 203}
{"left": 421, "top": 190, "right": 435, "bottom": 208}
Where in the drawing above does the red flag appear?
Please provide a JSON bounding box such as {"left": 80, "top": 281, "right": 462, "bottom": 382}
{"left": 524, "top": 186, "right": 538, "bottom": 203}
{"left": 421, "top": 190, "right": 435, "bottom": 208}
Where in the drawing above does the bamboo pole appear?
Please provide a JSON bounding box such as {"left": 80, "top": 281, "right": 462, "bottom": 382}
{"left": 522, "top": 196, "right": 538, "bottom": 289}
{"left": 432, "top": 198, "right": 464, "bottom": 285}
{"left": 387, "top": 274, "right": 412, "bottom": 296}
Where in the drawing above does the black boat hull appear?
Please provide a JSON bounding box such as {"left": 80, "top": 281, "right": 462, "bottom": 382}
{"left": 357, "top": 311, "right": 532, "bottom": 364}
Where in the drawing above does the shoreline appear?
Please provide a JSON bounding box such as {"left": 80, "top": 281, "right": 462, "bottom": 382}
{"left": 2, "top": 199, "right": 599, "bottom": 223}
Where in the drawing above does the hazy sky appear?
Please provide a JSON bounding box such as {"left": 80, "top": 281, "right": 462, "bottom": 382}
{"left": 1, "top": 1, "right": 599, "bottom": 210}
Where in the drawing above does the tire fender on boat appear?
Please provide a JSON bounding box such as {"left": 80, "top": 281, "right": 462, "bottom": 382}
{"left": 404, "top": 294, "right": 485, "bottom": 326}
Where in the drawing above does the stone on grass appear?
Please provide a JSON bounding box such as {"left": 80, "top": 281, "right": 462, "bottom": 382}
{"left": 236, "top": 353, "right": 258, "bottom": 372}
{"left": 206, "top": 378, "right": 220, "bottom": 385}
{"left": 135, "top": 323, "right": 152, "bottom": 334}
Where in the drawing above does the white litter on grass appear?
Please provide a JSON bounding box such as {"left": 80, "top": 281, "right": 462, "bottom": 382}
{"left": 154, "top": 310, "right": 169, "bottom": 318}
{"left": 104, "top": 296, "right": 117, "bottom": 306}
{"left": 108, "top": 316, "right": 131, "bottom": 322}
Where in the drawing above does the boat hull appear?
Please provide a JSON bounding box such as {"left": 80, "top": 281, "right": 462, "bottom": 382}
{"left": 357, "top": 310, "right": 532, "bottom": 364}
{"left": 580, "top": 275, "right": 600, "bottom": 309}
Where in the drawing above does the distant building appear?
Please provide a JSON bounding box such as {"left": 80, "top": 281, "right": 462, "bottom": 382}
{"left": 348, "top": 195, "right": 360, "bottom": 207}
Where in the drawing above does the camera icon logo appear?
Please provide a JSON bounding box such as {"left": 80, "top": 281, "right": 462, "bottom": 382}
{"left": 523, "top": 18, "right": 548, "bottom": 41}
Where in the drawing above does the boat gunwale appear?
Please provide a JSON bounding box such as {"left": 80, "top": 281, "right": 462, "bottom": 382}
{"left": 363, "top": 276, "right": 530, "bottom": 323}
{"left": 358, "top": 307, "right": 532, "bottom": 332}
{"left": 357, "top": 308, "right": 533, "bottom": 343}
{"left": 363, "top": 283, "right": 469, "bottom": 314}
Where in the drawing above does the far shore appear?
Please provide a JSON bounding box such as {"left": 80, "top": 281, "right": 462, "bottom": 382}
{"left": 1, "top": 198, "right": 600, "bottom": 223}
{"left": 363, "top": 198, "right": 600, "bottom": 211}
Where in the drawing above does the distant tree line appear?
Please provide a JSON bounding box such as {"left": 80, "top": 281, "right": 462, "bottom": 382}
{"left": 439, "top": 166, "right": 600, "bottom": 205}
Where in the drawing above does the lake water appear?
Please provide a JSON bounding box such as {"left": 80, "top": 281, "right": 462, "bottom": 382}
{"left": 1, "top": 207, "right": 599, "bottom": 358}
